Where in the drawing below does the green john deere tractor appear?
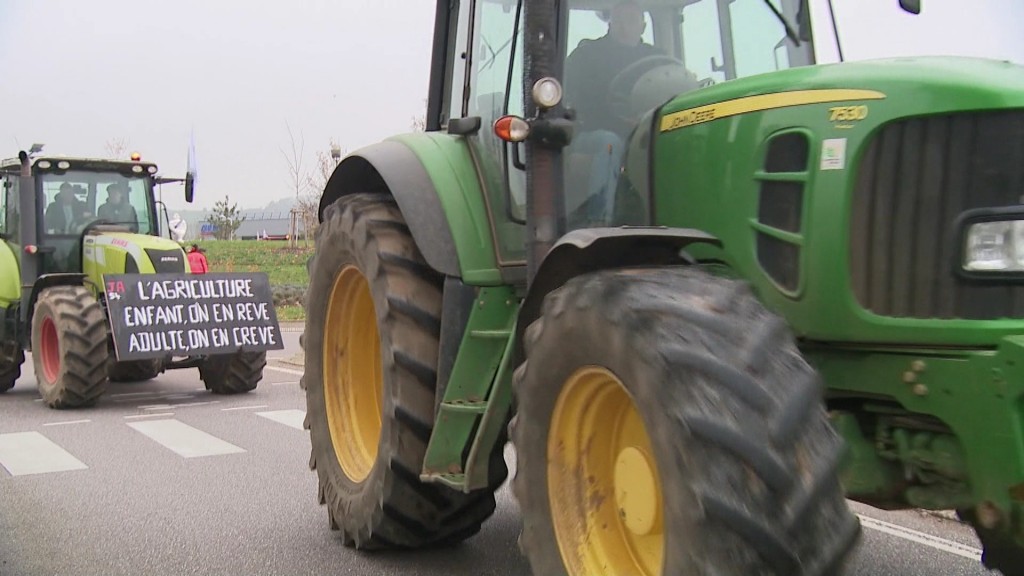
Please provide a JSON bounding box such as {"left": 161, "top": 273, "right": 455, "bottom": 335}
{"left": 0, "top": 150, "right": 274, "bottom": 408}
{"left": 301, "top": 0, "right": 1024, "bottom": 574}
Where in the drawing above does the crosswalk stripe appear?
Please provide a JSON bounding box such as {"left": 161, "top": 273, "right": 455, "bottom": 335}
{"left": 128, "top": 419, "right": 246, "bottom": 458}
{"left": 265, "top": 366, "right": 304, "bottom": 377}
{"left": 0, "top": 432, "right": 88, "bottom": 476}
{"left": 256, "top": 410, "right": 306, "bottom": 431}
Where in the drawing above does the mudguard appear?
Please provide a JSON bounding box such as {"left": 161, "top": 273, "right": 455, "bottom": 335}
{"left": 320, "top": 136, "right": 501, "bottom": 284}
{"left": 514, "top": 226, "right": 721, "bottom": 361}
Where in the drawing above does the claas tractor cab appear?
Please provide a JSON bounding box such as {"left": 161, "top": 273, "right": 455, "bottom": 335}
{"left": 300, "top": 0, "right": 1024, "bottom": 574}
{"left": 0, "top": 149, "right": 281, "bottom": 409}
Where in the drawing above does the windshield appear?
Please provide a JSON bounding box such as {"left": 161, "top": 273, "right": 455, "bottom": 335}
{"left": 814, "top": 0, "right": 1024, "bottom": 65}
{"left": 39, "top": 170, "right": 154, "bottom": 235}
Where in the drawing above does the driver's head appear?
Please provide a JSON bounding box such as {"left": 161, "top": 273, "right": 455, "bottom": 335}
{"left": 106, "top": 183, "right": 125, "bottom": 203}
{"left": 58, "top": 182, "right": 74, "bottom": 204}
{"left": 608, "top": 1, "right": 646, "bottom": 46}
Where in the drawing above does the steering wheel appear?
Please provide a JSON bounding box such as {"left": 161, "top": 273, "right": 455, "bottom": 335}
{"left": 607, "top": 54, "right": 689, "bottom": 125}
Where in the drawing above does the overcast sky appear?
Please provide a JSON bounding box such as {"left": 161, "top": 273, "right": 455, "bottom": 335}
{"left": 3, "top": 0, "right": 1021, "bottom": 212}
{"left": 0, "top": 0, "right": 435, "bottom": 210}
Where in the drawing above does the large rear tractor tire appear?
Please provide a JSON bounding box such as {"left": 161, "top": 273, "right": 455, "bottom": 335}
{"left": 959, "top": 508, "right": 1024, "bottom": 576}
{"left": 0, "top": 349, "right": 25, "bottom": 393}
{"left": 31, "top": 286, "right": 109, "bottom": 409}
{"left": 512, "top": 267, "right": 861, "bottom": 575}
{"left": 302, "top": 193, "right": 506, "bottom": 549}
{"left": 108, "top": 358, "right": 163, "bottom": 382}
{"left": 199, "top": 352, "right": 266, "bottom": 394}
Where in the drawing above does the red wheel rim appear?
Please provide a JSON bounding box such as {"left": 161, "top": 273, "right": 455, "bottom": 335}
{"left": 40, "top": 316, "right": 60, "bottom": 383}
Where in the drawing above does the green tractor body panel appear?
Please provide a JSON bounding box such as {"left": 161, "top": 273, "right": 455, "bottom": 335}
{"left": 643, "top": 55, "right": 1024, "bottom": 536}
{"left": 652, "top": 56, "right": 1024, "bottom": 346}
{"left": 387, "top": 133, "right": 504, "bottom": 285}
{"left": 806, "top": 341, "right": 1024, "bottom": 514}
{"left": 0, "top": 242, "right": 19, "bottom": 308}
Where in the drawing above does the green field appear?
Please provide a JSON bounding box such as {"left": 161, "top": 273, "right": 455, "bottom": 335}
{"left": 198, "top": 240, "right": 312, "bottom": 285}
{"left": 195, "top": 240, "right": 312, "bottom": 320}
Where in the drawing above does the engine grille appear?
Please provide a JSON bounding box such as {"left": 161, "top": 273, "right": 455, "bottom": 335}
{"left": 849, "top": 110, "right": 1024, "bottom": 320}
{"left": 145, "top": 248, "right": 187, "bottom": 274}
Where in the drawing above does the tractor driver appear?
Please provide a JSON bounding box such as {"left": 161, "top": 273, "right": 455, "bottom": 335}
{"left": 44, "top": 183, "right": 89, "bottom": 234}
{"left": 564, "top": 0, "right": 661, "bottom": 136}
{"left": 98, "top": 182, "right": 139, "bottom": 231}
{"left": 562, "top": 1, "right": 661, "bottom": 226}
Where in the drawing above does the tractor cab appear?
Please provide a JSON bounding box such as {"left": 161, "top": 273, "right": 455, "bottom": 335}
{"left": 464, "top": 0, "right": 811, "bottom": 236}
{"left": 29, "top": 158, "right": 159, "bottom": 273}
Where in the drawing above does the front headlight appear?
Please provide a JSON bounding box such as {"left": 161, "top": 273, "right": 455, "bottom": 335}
{"left": 959, "top": 208, "right": 1024, "bottom": 276}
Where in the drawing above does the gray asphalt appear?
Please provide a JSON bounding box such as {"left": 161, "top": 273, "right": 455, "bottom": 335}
{"left": 0, "top": 329, "right": 1000, "bottom": 576}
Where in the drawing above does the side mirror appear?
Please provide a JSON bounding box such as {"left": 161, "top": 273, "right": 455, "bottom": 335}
{"left": 184, "top": 172, "right": 195, "bottom": 203}
{"left": 899, "top": 0, "right": 921, "bottom": 14}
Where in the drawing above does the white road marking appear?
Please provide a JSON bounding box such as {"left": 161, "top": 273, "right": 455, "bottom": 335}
{"left": 857, "top": 514, "right": 982, "bottom": 561}
{"left": 139, "top": 404, "right": 172, "bottom": 410}
{"left": 124, "top": 413, "right": 174, "bottom": 420}
{"left": 256, "top": 410, "right": 306, "bottom": 431}
{"left": 42, "top": 420, "right": 91, "bottom": 427}
{"left": 110, "top": 391, "right": 165, "bottom": 398}
{"left": 0, "top": 432, "right": 88, "bottom": 476}
{"left": 265, "top": 366, "right": 304, "bottom": 377}
{"left": 128, "top": 420, "right": 246, "bottom": 458}
{"left": 160, "top": 401, "right": 219, "bottom": 409}
{"left": 221, "top": 404, "right": 269, "bottom": 412}
{"left": 272, "top": 380, "right": 300, "bottom": 386}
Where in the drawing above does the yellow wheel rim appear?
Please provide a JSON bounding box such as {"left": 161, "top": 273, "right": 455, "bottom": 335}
{"left": 548, "top": 367, "right": 664, "bottom": 575}
{"left": 322, "top": 265, "right": 383, "bottom": 483}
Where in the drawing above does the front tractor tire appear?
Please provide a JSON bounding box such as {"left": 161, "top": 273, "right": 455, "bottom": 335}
{"left": 31, "top": 286, "right": 110, "bottom": 409}
{"left": 302, "top": 193, "right": 505, "bottom": 549}
{"left": 1, "top": 349, "right": 25, "bottom": 393}
{"left": 199, "top": 352, "right": 266, "bottom": 394}
{"left": 512, "top": 268, "right": 861, "bottom": 575}
{"left": 108, "top": 358, "right": 163, "bottom": 382}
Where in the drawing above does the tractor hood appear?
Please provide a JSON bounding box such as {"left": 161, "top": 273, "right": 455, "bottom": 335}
{"left": 83, "top": 232, "right": 189, "bottom": 279}
{"left": 656, "top": 56, "right": 1024, "bottom": 135}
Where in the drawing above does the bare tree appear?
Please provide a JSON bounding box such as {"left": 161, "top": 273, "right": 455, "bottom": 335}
{"left": 105, "top": 137, "right": 131, "bottom": 159}
{"left": 281, "top": 121, "right": 306, "bottom": 200}
{"left": 281, "top": 122, "right": 307, "bottom": 247}
{"left": 300, "top": 139, "right": 343, "bottom": 242}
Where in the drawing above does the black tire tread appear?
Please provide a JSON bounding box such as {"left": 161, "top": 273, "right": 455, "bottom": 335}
{"left": 0, "top": 349, "right": 25, "bottom": 392}
{"left": 107, "top": 358, "right": 162, "bottom": 382}
{"left": 32, "top": 285, "right": 109, "bottom": 408}
{"left": 512, "top": 267, "right": 860, "bottom": 575}
{"left": 303, "top": 193, "right": 506, "bottom": 550}
{"left": 959, "top": 508, "right": 1024, "bottom": 576}
{"left": 199, "top": 351, "right": 266, "bottom": 394}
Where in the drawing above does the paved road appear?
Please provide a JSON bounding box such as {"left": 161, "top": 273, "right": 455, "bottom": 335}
{"left": 0, "top": 329, "right": 1001, "bottom": 576}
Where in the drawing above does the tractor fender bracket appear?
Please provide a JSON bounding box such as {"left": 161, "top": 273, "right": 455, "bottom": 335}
{"left": 514, "top": 226, "right": 721, "bottom": 362}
